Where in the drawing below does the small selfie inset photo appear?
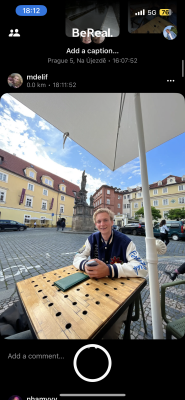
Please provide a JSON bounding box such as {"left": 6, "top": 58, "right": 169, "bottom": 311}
{"left": 7, "top": 73, "right": 23, "bottom": 88}
{"left": 8, "top": 396, "right": 22, "bottom": 400}
{"left": 92, "top": 30, "right": 106, "bottom": 44}
{"left": 128, "top": 0, "right": 177, "bottom": 34}
{"left": 65, "top": 0, "right": 120, "bottom": 37}
{"left": 163, "top": 25, "right": 177, "bottom": 39}
{"left": 80, "top": 28, "right": 92, "bottom": 44}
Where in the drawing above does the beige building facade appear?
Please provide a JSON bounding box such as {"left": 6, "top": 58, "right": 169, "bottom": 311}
{"left": 0, "top": 149, "right": 80, "bottom": 227}
{"left": 127, "top": 175, "right": 185, "bottom": 221}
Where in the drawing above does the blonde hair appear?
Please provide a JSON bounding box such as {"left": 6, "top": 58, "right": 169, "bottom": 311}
{"left": 93, "top": 208, "right": 114, "bottom": 223}
{"left": 11, "top": 73, "right": 23, "bottom": 85}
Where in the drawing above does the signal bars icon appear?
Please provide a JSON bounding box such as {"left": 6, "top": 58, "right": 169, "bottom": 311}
{"left": 135, "top": 9, "right": 145, "bottom": 15}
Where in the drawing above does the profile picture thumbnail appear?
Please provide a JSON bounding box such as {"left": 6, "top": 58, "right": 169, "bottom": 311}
{"left": 7, "top": 73, "right": 23, "bottom": 88}
{"left": 80, "top": 29, "right": 92, "bottom": 44}
{"left": 163, "top": 25, "right": 177, "bottom": 40}
{"left": 8, "top": 396, "right": 22, "bottom": 400}
{"left": 92, "top": 31, "right": 105, "bottom": 44}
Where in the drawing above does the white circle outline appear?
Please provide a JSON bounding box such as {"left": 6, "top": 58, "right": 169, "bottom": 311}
{"left": 73, "top": 344, "right": 112, "bottom": 382}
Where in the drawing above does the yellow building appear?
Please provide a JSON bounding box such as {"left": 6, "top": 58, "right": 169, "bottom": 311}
{"left": 0, "top": 149, "right": 80, "bottom": 227}
{"left": 128, "top": 175, "right": 185, "bottom": 220}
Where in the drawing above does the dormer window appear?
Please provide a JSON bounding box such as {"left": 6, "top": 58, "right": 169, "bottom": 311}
{"left": 182, "top": 175, "right": 185, "bottom": 181}
{"left": 45, "top": 178, "right": 52, "bottom": 186}
{"left": 158, "top": 181, "right": 162, "bottom": 186}
{"left": 29, "top": 171, "right": 34, "bottom": 178}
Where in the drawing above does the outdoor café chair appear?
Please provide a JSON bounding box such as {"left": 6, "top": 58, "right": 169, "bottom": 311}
{"left": 161, "top": 279, "right": 185, "bottom": 339}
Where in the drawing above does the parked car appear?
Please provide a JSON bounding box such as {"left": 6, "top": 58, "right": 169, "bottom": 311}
{"left": 0, "top": 220, "right": 27, "bottom": 231}
{"left": 112, "top": 224, "right": 120, "bottom": 230}
{"left": 153, "top": 220, "right": 185, "bottom": 241}
{"left": 119, "top": 223, "right": 145, "bottom": 236}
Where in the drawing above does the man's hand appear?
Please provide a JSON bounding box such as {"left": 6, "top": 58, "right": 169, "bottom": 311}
{"left": 85, "top": 259, "right": 110, "bottom": 279}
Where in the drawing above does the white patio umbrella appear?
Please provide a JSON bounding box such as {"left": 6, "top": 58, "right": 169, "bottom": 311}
{"left": 8, "top": 93, "right": 185, "bottom": 339}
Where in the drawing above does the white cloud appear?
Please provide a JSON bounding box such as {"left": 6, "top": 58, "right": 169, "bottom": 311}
{"left": 128, "top": 176, "right": 132, "bottom": 179}
{"left": 1, "top": 94, "right": 35, "bottom": 118}
{"left": 98, "top": 168, "right": 105, "bottom": 172}
{"left": 37, "top": 120, "right": 50, "bottom": 130}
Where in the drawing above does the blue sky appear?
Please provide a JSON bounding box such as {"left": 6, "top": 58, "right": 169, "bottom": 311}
{"left": 0, "top": 93, "right": 185, "bottom": 203}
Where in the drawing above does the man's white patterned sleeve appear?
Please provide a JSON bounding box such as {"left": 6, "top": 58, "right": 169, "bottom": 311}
{"left": 108, "top": 241, "right": 148, "bottom": 278}
{"left": 73, "top": 239, "right": 91, "bottom": 271}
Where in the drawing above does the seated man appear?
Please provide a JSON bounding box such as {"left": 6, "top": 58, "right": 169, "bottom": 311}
{"left": 73, "top": 208, "right": 148, "bottom": 339}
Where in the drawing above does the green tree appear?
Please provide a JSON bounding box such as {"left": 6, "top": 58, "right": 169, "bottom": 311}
{"left": 135, "top": 206, "right": 162, "bottom": 221}
{"left": 166, "top": 208, "right": 185, "bottom": 220}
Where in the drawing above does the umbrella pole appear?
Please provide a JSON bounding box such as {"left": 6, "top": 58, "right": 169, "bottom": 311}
{"left": 134, "top": 93, "right": 163, "bottom": 339}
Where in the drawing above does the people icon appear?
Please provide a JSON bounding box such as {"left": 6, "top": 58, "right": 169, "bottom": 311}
{"left": 80, "top": 29, "right": 92, "bottom": 44}
{"left": 8, "top": 29, "right": 20, "bottom": 37}
{"left": 163, "top": 25, "right": 177, "bottom": 40}
{"left": 9, "top": 29, "right": 14, "bottom": 37}
{"left": 7, "top": 73, "right": 23, "bottom": 88}
{"left": 92, "top": 31, "right": 105, "bottom": 44}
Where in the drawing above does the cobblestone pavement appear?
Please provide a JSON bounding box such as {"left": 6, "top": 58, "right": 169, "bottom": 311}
{"left": 0, "top": 228, "right": 185, "bottom": 340}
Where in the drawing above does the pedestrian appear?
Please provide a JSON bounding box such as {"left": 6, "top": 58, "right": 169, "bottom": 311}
{"left": 165, "top": 262, "right": 185, "bottom": 281}
{"left": 159, "top": 219, "right": 169, "bottom": 245}
{"left": 73, "top": 207, "right": 147, "bottom": 339}
{"left": 57, "top": 218, "right": 61, "bottom": 231}
{"left": 61, "top": 219, "right": 65, "bottom": 231}
{"left": 34, "top": 221, "right": 36, "bottom": 228}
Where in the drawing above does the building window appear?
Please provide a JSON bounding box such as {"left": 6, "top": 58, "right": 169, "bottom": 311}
{"left": 45, "top": 178, "right": 52, "bottom": 186}
{"left": 98, "top": 200, "right": 99, "bottom": 205}
{"left": 0, "top": 191, "right": 5, "bottom": 202}
{"left": 124, "top": 196, "right": 126, "bottom": 199}
{"left": 137, "top": 193, "right": 141, "bottom": 197}
{"left": 41, "top": 217, "right": 46, "bottom": 224}
{"left": 127, "top": 195, "right": 130, "bottom": 199}
{"left": 179, "top": 197, "right": 185, "bottom": 204}
{"left": 43, "top": 189, "right": 48, "bottom": 196}
{"left": 96, "top": 202, "right": 97, "bottom": 207}
{"left": 163, "top": 188, "right": 168, "bottom": 193}
{"left": 153, "top": 189, "right": 158, "bottom": 194}
{"left": 24, "top": 215, "right": 31, "bottom": 223}
{"left": 107, "top": 199, "right": 110, "bottom": 204}
{"left": 158, "top": 181, "right": 162, "bottom": 186}
{"left": 29, "top": 171, "right": 34, "bottom": 178}
{"left": 163, "top": 199, "right": 168, "bottom": 205}
{"left": 28, "top": 183, "right": 34, "bottom": 191}
{"left": 123, "top": 204, "right": 126, "bottom": 209}
{"left": 141, "top": 202, "right": 143, "bottom": 207}
{"left": 118, "top": 212, "right": 120, "bottom": 215}
{"left": 25, "top": 197, "right": 32, "bottom": 207}
{"left": 61, "top": 195, "right": 65, "bottom": 201}
{"left": 100, "top": 199, "right": 102, "bottom": 204}
{"left": 134, "top": 203, "right": 138, "bottom": 208}
{"left": 107, "top": 190, "right": 110, "bottom": 194}
{"left": 0, "top": 172, "right": 7, "bottom": 182}
{"left": 62, "top": 186, "right": 65, "bottom": 192}
{"left": 179, "top": 185, "right": 184, "bottom": 191}
{"left": 60, "top": 205, "right": 64, "bottom": 213}
{"left": 118, "top": 195, "right": 121, "bottom": 199}
{"left": 153, "top": 200, "right": 158, "bottom": 206}
{"left": 163, "top": 211, "right": 168, "bottom": 218}
{"left": 118, "top": 204, "right": 120, "bottom": 208}
{"left": 42, "top": 201, "right": 47, "bottom": 210}
{"left": 127, "top": 204, "right": 130, "bottom": 208}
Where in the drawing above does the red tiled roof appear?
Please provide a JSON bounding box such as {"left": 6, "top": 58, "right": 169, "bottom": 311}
{"left": 0, "top": 149, "right": 80, "bottom": 197}
{"left": 149, "top": 175, "right": 182, "bottom": 188}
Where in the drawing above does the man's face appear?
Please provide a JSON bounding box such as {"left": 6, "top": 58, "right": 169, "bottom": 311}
{"left": 13, "top": 76, "right": 20, "bottom": 84}
{"left": 166, "top": 29, "right": 170, "bottom": 33}
{"left": 82, "top": 32, "right": 91, "bottom": 44}
{"left": 95, "top": 212, "right": 113, "bottom": 235}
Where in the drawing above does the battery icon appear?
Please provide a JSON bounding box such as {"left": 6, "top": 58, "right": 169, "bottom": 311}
{"left": 159, "top": 9, "right": 173, "bottom": 16}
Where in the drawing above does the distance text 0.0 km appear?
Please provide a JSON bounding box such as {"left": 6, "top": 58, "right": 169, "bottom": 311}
{"left": 113, "top": 58, "right": 137, "bottom": 63}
